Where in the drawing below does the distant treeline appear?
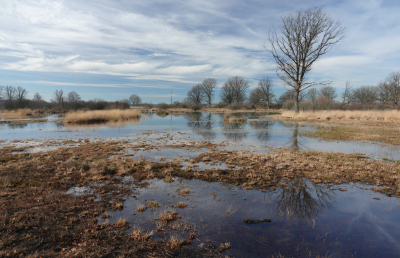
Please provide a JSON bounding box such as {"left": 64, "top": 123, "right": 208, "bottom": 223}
{"left": 0, "top": 86, "right": 143, "bottom": 111}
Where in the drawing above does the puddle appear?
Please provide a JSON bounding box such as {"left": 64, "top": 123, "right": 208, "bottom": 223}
{"left": 99, "top": 177, "right": 400, "bottom": 257}
{"left": 66, "top": 186, "right": 93, "bottom": 196}
{"left": 1, "top": 112, "right": 399, "bottom": 160}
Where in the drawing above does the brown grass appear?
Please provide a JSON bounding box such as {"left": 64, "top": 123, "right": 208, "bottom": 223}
{"left": 300, "top": 125, "right": 400, "bottom": 145}
{"left": 159, "top": 209, "right": 181, "bottom": 223}
{"left": 137, "top": 204, "right": 147, "bottom": 212}
{"left": 64, "top": 109, "right": 141, "bottom": 124}
{"left": 281, "top": 110, "right": 400, "bottom": 122}
{"left": 0, "top": 109, "right": 33, "bottom": 119}
{"left": 179, "top": 189, "right": 190, "bottom": 196}
{"left": 147, "top": 201, "right": 160, "bottom": 209}
{"left": 223, "top": 113, "right": 247, "bottom": 123}
{"left": 113, "top": 218, "right": 127, "bottom": 228}
{"left": 176, "top": 202, "right": 187, "bottom": 208}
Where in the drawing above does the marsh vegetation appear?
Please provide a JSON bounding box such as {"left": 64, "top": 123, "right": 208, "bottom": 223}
{"left": 1, "top": 111, "right": 400, "bottom": 257}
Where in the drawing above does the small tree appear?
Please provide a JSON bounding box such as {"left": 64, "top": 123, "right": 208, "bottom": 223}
{"left": 248, "top": 88, "right": 263, "bottom": 105}
{"left": 220, "top": 76, "right": 249, "bottom": 105}
{"left": 306, "top": 88, "right": 318, "bottom": 110}
{"left": 4, "top": 86, "right": 16, "bottom": 110}
{"left": 129, "top": 94, "right": 142, "bottom": 106}
{"left": 53, "top": 89, "right": 64, "bottom": 110}
{"left": 386, "top": 71, "right": 400, "bottom": 108}
{"left": 187, "top": 84, "right": 204, "bottom": 104}
{"left": 201, "top": 78, "right": 217, "bottom": 107}
{"left": 352, "top": 86, "right": 377, "bottom": 104}
{"left": 257, "top": 77, "right": 275, "bottom": 109}
{"left": 319, "top": 85, "right": 337, "bottom": 101}
{"left": 341, "top": 81, "right": 353, "bottom": 105}
{"left": 267, "top": 7, "right": 345, "bottom": 113}
{"left": 32, "top": 92, "right": 44, "bottom": 109}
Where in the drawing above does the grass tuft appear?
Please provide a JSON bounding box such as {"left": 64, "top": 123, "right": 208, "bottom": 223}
{"left": 64, "top": 109, "right": 141, "bottom": 124}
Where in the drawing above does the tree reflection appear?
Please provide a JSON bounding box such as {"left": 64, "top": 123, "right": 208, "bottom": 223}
{"left": 186, "top": 113, "right": 216, "bottom": 141}
{"left": 249, "top": 120, "right": 275, "bottom": 142}
{"left": 220, "top": 120, "right": 247, "bottom": 143}
{"left": 291, "top": 123, "right": 299, "bottom": 151}
{"left": 275, "top": 178, "right": 334, "bottom": 220}
{"left": 8, "top": 123, "right": 28, "bottom": 129}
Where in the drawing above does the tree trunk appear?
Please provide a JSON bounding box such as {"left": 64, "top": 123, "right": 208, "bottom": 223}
{"left": 294, "top": 90, "right": 300, "bottom": 113}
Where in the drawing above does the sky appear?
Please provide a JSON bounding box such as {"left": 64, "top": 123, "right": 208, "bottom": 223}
{"left": 0, "top": 0, "right": 400, "bottom": 103}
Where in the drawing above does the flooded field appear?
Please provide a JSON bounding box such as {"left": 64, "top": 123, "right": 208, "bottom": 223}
{"left": 1, "top": 112, "right": 400, "bottom": 257}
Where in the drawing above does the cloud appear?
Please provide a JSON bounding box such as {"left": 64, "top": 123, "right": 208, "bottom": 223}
{"left": 0, "top": 0, "right": 399, "bottom": 101}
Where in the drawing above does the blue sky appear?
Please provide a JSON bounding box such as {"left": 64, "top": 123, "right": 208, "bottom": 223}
{"left": 1, "top": 0, "right": 399, "bottom": 103}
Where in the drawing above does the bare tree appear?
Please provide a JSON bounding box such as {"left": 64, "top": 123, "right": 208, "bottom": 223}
{"left": 129, "top": 94, "right": 142, "bottom": 106}
{"left": 32, "top": 92, "right": 44, "bottom": 109}
{"left": 4, "top": 86, "right": 16, "bottom": 109}
{"left": 319, "top": 85, "right": 337, "bottom": 101}
{"left": 53, "top": 89, "right": 64, "bottom": 110}
{"left": 306, "top": 88, "right": 318, "bottom": 104}
{"left": 386, "top": 71, "right": 400, "bottom": 107}
{"left": 220, "top": 76, "right": 249, "bottom": 105}
{"left": 341, "top": 81, "right": 353, "bottom": 105}
{"left": 67, "top": 91, "right": 81, "bottom": 103}
{"left": 67, "top": 91, "right": 81, "bottom": 109}
{"left": 377, "top": 81, "right": 392, "bottom": 104}
{"left": 352, "top": 86, "right": 377, "bottom": 104}
{"left": 258, "top": 77, "right": 275, "bottom": 109}
{"left": 201, "top": 78, "right": 217, "bottom": 107}
{"left": 187, "top": 84, "right": 204, "bottom": 104}
{"left": 248, "top": 87, "right": 263, "bottom": 105}
{"left": 0, "top": 86, "right": 4, "bottom": 100}
{"left": 267, "top": 7, "right": 345, "bottom": 113}
{"left": 278, "top": 90, "right": 305, "bottom": 106}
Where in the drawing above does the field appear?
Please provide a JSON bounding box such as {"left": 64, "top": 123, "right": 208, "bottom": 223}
{"left": 1, "top": 111, "right": 400, "bottom": 257}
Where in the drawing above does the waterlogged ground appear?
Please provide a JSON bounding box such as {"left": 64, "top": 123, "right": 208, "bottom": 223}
{"left": 94, "top": 177, "right": 400, "bottom": 257}
{"left": 1, "top": 112, "right": 400, "bottom": 160}
{"left": 2, "top": 112, "right": 400, "bottom": 257}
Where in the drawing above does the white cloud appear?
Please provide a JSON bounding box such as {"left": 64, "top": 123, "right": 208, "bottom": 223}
{"left": 0, "top": 0, "right": 399, "bottom": 97}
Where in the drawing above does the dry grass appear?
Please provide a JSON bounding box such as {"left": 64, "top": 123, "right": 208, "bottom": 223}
{"left": 176, "top": 202, "right": 188, "bottom": 208}
{"left": 113, "top": 218, "right": 127, "bottom": 228}
{"left": 281, "top": 110, "right": 400, "bottom": 122}
{"left": 167, "top": 235, "right": 185, "bottom": 249}
{"left": 0, "top": 109, "right": 33, "bottom": 119}
{"left": 219, "top": 242, "right": 231, "bottom": 252}
{"left": 179, "top": 189, "right": 190, "bottom": 196}
{"left": 223, "top": 113, "right": 247, "bottom": 123}
{"left": 130, "top": 227, "right": 154, "bottom": 241}
{"left": 159, "top": 209, "right": 181, "bottom": 223}
{"left": 147, "top": 201, "right": 160, "bottom": 209}
{"left": 301, "top": 125, "right": 400, "bottom": 145}
{"left": 64, "top": 109, "right": 141, "bottom": 124}
{"left": 137, "top": 204, "right": 147, "bottom": 212}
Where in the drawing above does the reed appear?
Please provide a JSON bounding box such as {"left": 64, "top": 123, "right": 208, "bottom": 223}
{"left": 0, "top": 109, "right": 33, "bottom": 119}
{"left": 281, "top": 110, "right": 400, "bottom": 122}
{"left": 64, "top": 109, "right": 141, "bottom": 124}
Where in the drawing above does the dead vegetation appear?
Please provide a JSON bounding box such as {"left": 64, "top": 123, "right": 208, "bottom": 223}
{"left": 281, "top": 110, "right": 400, "bottom": 122}
{"left": 1, "top": 138, "right": 400, "bottom": 256}
{"left": 64, "top": 109, "right": 141, "bottom": 124}
{"left": 300, "top": 125, "right": 400, "bottom": 145}
{"left": 0, "top": 109, "right": 34, "bottom": 119}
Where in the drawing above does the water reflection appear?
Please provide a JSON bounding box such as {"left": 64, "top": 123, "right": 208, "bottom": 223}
{"left": 8, "top": 123, "right": 28, "bottom": 129}
{"left": 276, "top": 178, "right": 334, "bottom": 220}
{"left": 186, "top": 112, "right": 216, "bottom": 141}
{"left": 291, "top": 124, "right": 299, "bottom": 151}
{"left": 249, "top": 120, "right": 275, "bottom": 142}
{"left": 221, "top": 121, "right": 247, "bottom": 142}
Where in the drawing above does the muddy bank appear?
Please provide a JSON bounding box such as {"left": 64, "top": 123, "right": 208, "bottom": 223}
{"left": 1, "top": 139, "right": 400, "bottom": 256}
{"left": 267, "top": 114, "right": 400, "bottom": 146}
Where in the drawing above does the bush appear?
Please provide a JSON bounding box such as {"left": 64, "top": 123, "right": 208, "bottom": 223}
{"left": 191, "top": 104, "right": 202, "bottom": 111}
{"left": 157, "top": 103, "right": 169, "bottom": 110}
